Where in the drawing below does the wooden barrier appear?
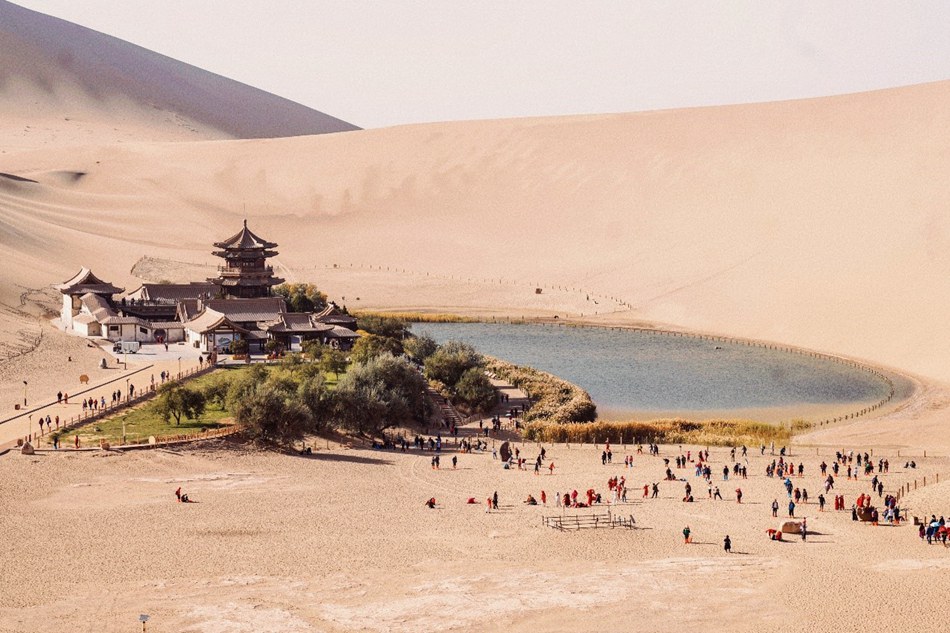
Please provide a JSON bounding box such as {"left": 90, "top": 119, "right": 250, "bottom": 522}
{"left": 542, "top": 510, "right": 637, "bottom": 531}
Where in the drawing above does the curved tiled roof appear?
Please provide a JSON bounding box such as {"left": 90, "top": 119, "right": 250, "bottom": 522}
{"left": 54, "top": 267, "right": 123, "bottom": 295}
{"left": 212, "top": 220, "right": 278, "bottom": 250}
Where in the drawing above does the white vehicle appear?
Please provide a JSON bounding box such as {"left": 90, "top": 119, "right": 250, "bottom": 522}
{"left": 113, "top": 341, "right": 141, "bottom": 354}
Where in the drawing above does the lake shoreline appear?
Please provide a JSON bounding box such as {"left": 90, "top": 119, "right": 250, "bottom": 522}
{"left": 413, "top": 317, "right": 920, "bottom": 427}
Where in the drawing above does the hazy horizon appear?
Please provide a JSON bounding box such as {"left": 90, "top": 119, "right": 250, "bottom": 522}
{"left": 10, "top": 0, "right": 950, "bottom": 129}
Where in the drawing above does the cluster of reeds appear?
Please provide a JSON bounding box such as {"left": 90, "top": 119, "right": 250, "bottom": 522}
{"left": 522, "top": 418, "right": 793, "bottom": 447}
{"left": 353, "top": 310, "right": 477, "bottom": 324}
{"left": 485, "top": 357, "right": 596, "bottom": 424}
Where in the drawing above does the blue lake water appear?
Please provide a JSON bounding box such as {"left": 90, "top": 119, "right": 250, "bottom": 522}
{"left": 414, "top": 323, "right": 894, "bottom": 415}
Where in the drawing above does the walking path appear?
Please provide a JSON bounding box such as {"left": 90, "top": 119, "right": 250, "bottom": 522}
{"left": 0, "top": 349, "right": 204, "bottom": 450}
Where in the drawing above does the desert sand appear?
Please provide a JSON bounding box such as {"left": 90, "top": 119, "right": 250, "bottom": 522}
{"left": 1, "top": 3, "right": 949, "bottom": 631}
{"left": 0, "top": 431, "right": 948, "bottom": 633}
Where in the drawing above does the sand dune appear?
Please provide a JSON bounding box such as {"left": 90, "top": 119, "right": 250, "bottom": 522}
{"left": 1, "top": 81, "right": 950, "bottom": 385}
{"left": 0, "top": 0, "right": 358, "bottom": 150}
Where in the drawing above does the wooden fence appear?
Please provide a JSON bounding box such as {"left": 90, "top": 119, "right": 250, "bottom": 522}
{"left": 542, "top": 510, "right": 637, "bottom": 531}
{"left": 12, "top": 364, "right": 216, "bottom": 447}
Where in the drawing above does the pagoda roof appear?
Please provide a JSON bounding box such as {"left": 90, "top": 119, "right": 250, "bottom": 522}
{"left": 213, "top": 219, "right": 278, "bottom": 250}
{"left": 128, "top": 283, "right": 216, "bottom": 303}
{"left": 313, "top": 302, "right": 357, "bottom": 327}
{"left": 206, "top": 297, "right": 286, "bottom": 323}
{"left": 54, "top": 267, "right": 123, "bottom": 295}
{"left": 183, "top": 309, "right": 250, "bottom": 335}
{"left": 264, "top": 313, "right": 335, "bottom": 334}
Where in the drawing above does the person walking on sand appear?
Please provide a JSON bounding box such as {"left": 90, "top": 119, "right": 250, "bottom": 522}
{"left": 74, "top": 434, "right": 79, "bottom": 449}
{"left": 735, "top": 488, "right": 743, "bottom": 504}
{"left": 452, "top": 455, "right": 457, "bottom": 469}
{"left": 541, "top": 490, "right": 547, "bottom": 505}
{"left": 492, "top": 491, "right": 499, "bottom": 510}
{"left": 486, "top": 497, "right": 492, "bottom": 513}
{"left": 683, "top": 526, "right": 692, "bottom": 544}
{"left": 801, "top": 518, "right": 807, "bottom": 541}
{"left": 548, "top": 462, "right": 555, "bottom": 475}
{"left": 175, "top": 487, "right": 182, "bottom": 502}
{"left": 788, "top": 500, "right": 796, "bottom": 518}
{"left": 652, "top": 483, "right": 659, "bottom": 499}
{"left": 724, "top": 535, "right": 732, "bottom": 553}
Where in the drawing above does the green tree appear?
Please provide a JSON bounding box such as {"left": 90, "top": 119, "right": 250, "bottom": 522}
{"left": 301, "top": 338, "right": 323, "bottom": 360}
{"left": 333, "top": 354, "right": 427, "bottom": 435}
{"left": 454, "top": 367, "right": 497, "bottom": 413}
{"left": 156, "top": 383, "right": 207, "bottom": 425}
{"left": 297, "top": 374, "right": 334, "bottom": 432}
{"left": 225, "top": 364, "right": 269, "bottom": 411}
{"left": 424, "top": 340, "right": 481, "bottom": 387}
{"left": 274, "top": 283, "right": 328, "bottom": 313}
{"left": 229, "top": 338, "right": 249, "bottom": 355}
{"left": 403, "top": 333, "right": 438, "bottom": 362}
{"left": 320, "top": 347, "right": 348, "bottom": 378}
{"left": 355, "top": 314, "right": 408, "bottom": 340}
{"left": 233, "top": 381, "right": 312, "bottom": 443}
{"left": 350, "top": 333, "right": 403, "bottom": 364}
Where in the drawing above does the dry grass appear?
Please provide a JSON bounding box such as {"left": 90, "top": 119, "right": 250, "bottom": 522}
{"left": 352, "top": 310, "right": 477, "bottom": 323}
{"left": 522, "top": 418, "right": 793, "bottom": 447}
{"left": 485, "top": 357, "right": 596, "bottom": 424}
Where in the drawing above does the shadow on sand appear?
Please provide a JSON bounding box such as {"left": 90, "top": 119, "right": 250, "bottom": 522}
{"left": 294, "top": 452, "right": 394, "bottom": 466}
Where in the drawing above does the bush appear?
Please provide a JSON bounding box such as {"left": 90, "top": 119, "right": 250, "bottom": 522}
{"left": 403, "top": 333, "right": 438, "bottom": 362}
{"left": 355, "top": 314, "right": 408, "bottom": 339}
{"left": 454, "top": 367, "right": 497, "bottom": 413}
{"left": 350, "top": 333, "right": 403, "bottom": 364}
{"left": 424, "top": 341, "right": 481, "bottom": 387}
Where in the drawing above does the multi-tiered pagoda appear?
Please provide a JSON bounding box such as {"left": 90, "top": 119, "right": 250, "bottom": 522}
{"left": 208, "top": 220, "right": 285, "bottom": 299}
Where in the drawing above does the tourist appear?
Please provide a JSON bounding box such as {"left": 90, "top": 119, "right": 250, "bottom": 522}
{"left": 724, "top": 535, "right": 732, "bottom": 553}
{"left": 175, "top": 487, "right": 182, "bottom": 502}
{"left": 818, "top": 494, "right": 826, "bottom": 511}
{"left": 735, "top": 488, "right": 743, "bottom": 503}
{"left": 452, "top": 455, "right": 457, "bottom": 469}
{"left": 57, "top": 391, "right": 62, "bottom": 404}
{"left": 683, "top": 526, "right": 692, "bottom": 544}
{"left": 788, "top": 500, "right": 796, "bottom": 518}
{"left": 492, "top": 491, "right": 498, "bottom": 510}
{"left": 713, "top": 487, "right": 722, "bottom": 500}
{"left": 540, "top": 490, "right": 547, "bottom": 505}
{"left": 548, "top": 462, "right": 555, "bottom": 475}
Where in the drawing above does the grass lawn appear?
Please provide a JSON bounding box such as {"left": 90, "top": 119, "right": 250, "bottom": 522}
{"left": 60, "top": 364, "right": 343, "bottom": 445}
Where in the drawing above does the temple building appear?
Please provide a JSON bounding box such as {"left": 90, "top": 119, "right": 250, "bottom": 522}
{"left": 208, "top": 219, "right": 285, "bottom": 299}
{"left": 54, "top": 221, "right": 358, "bottom": 353}
{"left": 55, "top": 267, "right": 124, "bottom": 336}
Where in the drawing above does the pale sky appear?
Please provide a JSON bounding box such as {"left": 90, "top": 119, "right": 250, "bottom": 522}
{"left": 13, "top": 1, "right": 950, "bottom": 129}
